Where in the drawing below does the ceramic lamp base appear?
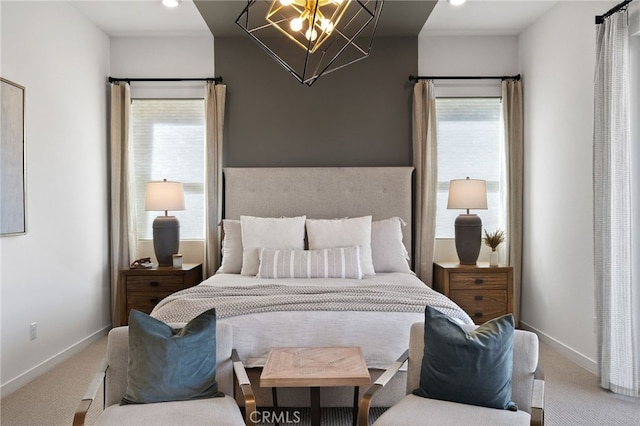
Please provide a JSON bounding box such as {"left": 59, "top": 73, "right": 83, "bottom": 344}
{"left": 454, "top": 214, "right": 482, "bottom": 265}
{"left": 152, "top": 215, "right": 180, "bottom": 266}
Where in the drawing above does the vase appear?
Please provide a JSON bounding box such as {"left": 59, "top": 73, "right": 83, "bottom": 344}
{"left": 489, "top": 250, "right": 499, "bottom": 266}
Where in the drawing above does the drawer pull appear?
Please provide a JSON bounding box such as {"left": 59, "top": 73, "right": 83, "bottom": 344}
{"left": 149, "top": 281, "right": 160, "bottom": 287}
{"left": 474, "top": 312, "right": 484, "bottom": 319}
{"left": 150, "top": 297, "right": 160, "bottom": 304}
{"left": 474, "top": 295, "right": 483, "bottom": 301}
{"left": 474, "top": 279, "right": 484, "bottom": 285}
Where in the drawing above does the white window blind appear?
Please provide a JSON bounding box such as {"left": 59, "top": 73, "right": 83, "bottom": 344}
{"left": 435, "top": 98, "right": 504, "bottom": 238}
{"left": 131, "top": 99, "right": 205, "bottom": 240}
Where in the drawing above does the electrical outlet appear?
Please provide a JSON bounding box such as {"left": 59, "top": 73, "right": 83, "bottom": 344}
{"left": 30, "top": 322, "right": 37, "bottom": 341}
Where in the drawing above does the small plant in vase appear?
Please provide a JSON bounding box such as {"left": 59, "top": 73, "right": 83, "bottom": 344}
{"left": 483, "top": 228, "right": 506, "bottom": 266}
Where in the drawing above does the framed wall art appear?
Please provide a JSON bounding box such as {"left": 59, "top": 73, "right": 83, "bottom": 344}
{"left": 1, "top": 77, "right": 26, "bottom": 236}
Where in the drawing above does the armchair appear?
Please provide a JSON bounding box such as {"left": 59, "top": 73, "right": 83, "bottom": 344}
{"left": 73, "top": 322, "right": 256, "bottom": 426}
{"left": 359, "top": 322, "right": 544, "bottom": 426}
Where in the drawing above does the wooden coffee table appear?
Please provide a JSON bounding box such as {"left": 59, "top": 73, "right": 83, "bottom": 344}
{"left": 260, "top": 347, "right": 371, "bottom": 426}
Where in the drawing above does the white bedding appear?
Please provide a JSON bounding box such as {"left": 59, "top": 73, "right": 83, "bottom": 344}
{"left": 151, "top": 273, "right": 473, "bottom": 369}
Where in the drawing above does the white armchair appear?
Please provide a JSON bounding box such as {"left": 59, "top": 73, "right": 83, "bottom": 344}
{"left": 359, "top": 322, "right": 544, "bottom": 426}
{"left": 73, "top": 322, "right": 256, "bottom": 426}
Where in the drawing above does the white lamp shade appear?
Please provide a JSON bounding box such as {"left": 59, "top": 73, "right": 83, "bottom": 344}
{"left": 447, "top": 178, "right": 488, "bottom": 210}
{"left": 145, "top": 181, "right": 185, "bottom": 212}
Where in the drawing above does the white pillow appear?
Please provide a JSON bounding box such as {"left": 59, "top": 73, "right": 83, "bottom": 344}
{"left": 216, "top": 219, "right": 242, "bottom": 274}
{"left": 371, "top": 217, "right": 413, "bottom": 274}
{"left": 240, "top": 215, "right": 306, "bottom": 276}
{"left": 257, "top": 246, "right": 363, "bottom": 279}
{"left": 306, "top": 216, "right": 375, "bottom": 276}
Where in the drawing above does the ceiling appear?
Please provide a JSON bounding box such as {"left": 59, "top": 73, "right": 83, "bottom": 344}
{"left": 422, "top": 0, "right": 558, "bottom": 36}
{"left": 70, "top": 0, "right": 560, "bottom": 38}
{"left": 193, "top": 0, "right": 437, "bottom": 37}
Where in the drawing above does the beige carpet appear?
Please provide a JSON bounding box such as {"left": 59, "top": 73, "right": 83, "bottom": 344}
{"left": 537, "top": 343, "right": 639, "bottom": 425}
{"left": 1, "top": 336, "right": 107, "bottom": 426}
{"left": 1, "top": 336, "right": 639, "bottom": 425}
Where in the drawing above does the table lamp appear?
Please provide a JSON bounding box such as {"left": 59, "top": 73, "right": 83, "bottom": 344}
{"left": 145, "top": 179, "right": 185, "bottom": 266}
{"left": 447, "top": 177, "right": 487, "bottom": 265}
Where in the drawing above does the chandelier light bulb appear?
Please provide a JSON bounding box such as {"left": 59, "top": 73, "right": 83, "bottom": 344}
{"left": 305, "top": 28, "right": 318, "bottom": 41}
{"left": 447, "top": 0, "right": 466, "bottom": 5}
{"left": 290, "top": 17, "right": 304, "bottom": 32}
{"left": 319, "top": 18, "right": 333, "bottom": 32}
{"left": 280, "top": 0, "right": 294, "bottom": 5}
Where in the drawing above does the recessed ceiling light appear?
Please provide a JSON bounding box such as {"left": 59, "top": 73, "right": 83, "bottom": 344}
{"left": 448, "top": 0, "right": 466, "bottom": 6}
{"left": 162, "top": 0, "right": 181, "bottom": 8}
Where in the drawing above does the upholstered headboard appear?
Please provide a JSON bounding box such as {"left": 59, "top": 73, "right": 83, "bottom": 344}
{"left": 222, "top": 167, "right": 414, "bottom": 257}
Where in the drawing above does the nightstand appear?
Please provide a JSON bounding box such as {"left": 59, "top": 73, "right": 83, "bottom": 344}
{"left": 433, "top": 262, "right": 513, "bottom": 325}
{"left": 119, "top": 263, "right": 203, "bottom": 325}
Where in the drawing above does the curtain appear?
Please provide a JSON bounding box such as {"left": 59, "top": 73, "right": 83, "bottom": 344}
{"left": 109, "top": 82, "right": 137, "bottom": 327}
{"left": 412, "top": 80, "right": 438, "bottom": 285}
{"left": 593, "top": 11, "right": 638, "bottom": 397}
{"left": 501, "top": 79, "right": 524, "bottom": 325}
{"left": 204, "top": 82, "right": 227, "bottom": 277}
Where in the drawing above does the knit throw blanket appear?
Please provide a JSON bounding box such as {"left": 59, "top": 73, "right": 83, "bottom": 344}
{"left": 150, "top": 284, "right": 474, "bottom": 325}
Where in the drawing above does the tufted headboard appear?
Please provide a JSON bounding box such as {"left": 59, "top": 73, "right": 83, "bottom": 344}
{"left": 222, "top": 167, "right": 414, "bottom": 257}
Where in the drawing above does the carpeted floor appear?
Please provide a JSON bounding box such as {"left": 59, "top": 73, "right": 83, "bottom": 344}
{"left": 1, "top": 336, "right": 639, "bottom": 425}
{"left": 537, "top": 342, "right": 639, "bottom": 425}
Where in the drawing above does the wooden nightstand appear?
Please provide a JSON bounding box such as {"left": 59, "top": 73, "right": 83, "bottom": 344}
{"left": 119, "top": 263, "right": 203, "bottom": 325}
{"left": 433, "top": 261, "right": 513, "bottom": 325}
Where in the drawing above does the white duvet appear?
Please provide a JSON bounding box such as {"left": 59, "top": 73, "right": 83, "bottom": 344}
{"left": 151, "top": 273, "right": 473, "bottom": 369}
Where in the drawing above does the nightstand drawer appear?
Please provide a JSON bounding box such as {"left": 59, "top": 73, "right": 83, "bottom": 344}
{"left": 127, "top": 292, "right": 175, "bottom": 315}
{"left": 126, "top": 275, "right": 183, "bottom": 293}
{"left": 450, "top": 290, "right": 507, "bottom": 323}
{"left": 449, "top": 272, "right": 508, "bottom": 290}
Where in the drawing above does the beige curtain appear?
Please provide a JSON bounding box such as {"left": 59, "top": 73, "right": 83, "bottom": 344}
{"left": 109, "top": 82, "right": 137, "bottom": 327}
{"left": 204, "top": 82, "right": 227, "bottom": 277}
{"left": 412, "top": 80, "right": 438, "bottom": 285}
{"left": 502, "top": 79, "right": 524, "bottom": 325}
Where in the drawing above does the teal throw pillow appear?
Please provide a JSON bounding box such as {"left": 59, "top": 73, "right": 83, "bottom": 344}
{"left": 122, "top": 308, "right": 222, "bottom": 404}
{"left": 413, "top": 306, "right": 517, "bottom": 411}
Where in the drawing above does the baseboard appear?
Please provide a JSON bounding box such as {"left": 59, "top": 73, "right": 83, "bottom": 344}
{"left": 519, "top": 320, "right": 598, "bottom": 375}
{"left": 0, "top": 325, "right": 111, "bottom": 398}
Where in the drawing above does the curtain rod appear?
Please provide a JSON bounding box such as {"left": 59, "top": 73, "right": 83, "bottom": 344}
{"left": 595, "top": 0, "right": 634, "bottom": 24}
{"left": 108, "top": 76, "right": 223, "bottom": 84}
{"left": 409, "top": 74, "right": 521, "bottom": 82}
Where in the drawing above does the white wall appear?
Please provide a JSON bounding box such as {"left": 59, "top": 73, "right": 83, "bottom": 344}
{"left": 110, "top": 35, "right": 214, "bottom": 266}
{"left": 417, "top": 35, "right": 519, "bottom": 263}
{"left": 110, "top": 36, "right": 215, "bottom": 99}
{"left": 0, "top": 1, "right": 111, "bottom": 396}
{"left": 518, "top": 1, "right": 616, "bottom": 373}
{"left": 418, "top": 35, "right": 519, "bottom": 77}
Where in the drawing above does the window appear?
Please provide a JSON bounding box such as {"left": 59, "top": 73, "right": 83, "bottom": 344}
{"left": 435, "top": 98, "right": 504, "bottom": 238}
{"left": 131, "top": 99, "right": 205, "bottom": 240}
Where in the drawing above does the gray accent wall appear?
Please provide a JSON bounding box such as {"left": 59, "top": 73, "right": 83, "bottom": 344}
{"left": 215, "top": 36, "right": 417, "bottom": 167}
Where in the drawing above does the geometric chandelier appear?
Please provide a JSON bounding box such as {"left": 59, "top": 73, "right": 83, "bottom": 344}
{"left": 236, "top": 0, "right": 384, "bottom": 86}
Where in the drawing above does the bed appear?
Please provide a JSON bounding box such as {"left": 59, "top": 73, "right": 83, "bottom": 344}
{"left": 150, "top": 167, "right": 473, "bottom": 407}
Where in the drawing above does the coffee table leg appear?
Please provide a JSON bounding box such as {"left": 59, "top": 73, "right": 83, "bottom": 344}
{"left": 271, "top": 387, "right": 279, "bottom": 426}
{"left": 310, "top": 387, "right": 320, "bottom": 426}
{"left": 352, "top": 386, "right": 359, "bottom": 426}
